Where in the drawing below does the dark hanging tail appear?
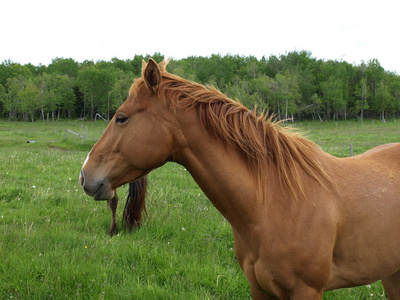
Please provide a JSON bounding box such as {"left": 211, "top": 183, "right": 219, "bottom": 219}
{"left": 123, "top": 177, "right": 148, "bottom": 231}
{"left": 108, "top": 192, "right": 119, "bottom": 236}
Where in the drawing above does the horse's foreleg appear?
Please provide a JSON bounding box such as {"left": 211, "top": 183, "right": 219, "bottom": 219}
{"left": 250, "top": 286, "right": 271, "bottom": 300}
{"left": 382, "top": 271, "right": 400, "bottom": 300}
{"left": 108, "top": 192, "right": 118, "bottom": 236}
{"left": 250, "top": 285, "right": 323, "bottom": 300}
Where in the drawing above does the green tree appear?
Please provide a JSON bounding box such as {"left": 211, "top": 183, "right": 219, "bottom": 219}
{"left": 51, "top": 74, "right": 76, "bottom": 119}
{"left": 5, "top": 76, "right": 28, "bottom": 119}
{"left": 354, "top": 77, "right": 370, "bottom": 122}
{"left": 1, "top": 52, "right": 400, "bottom": 121}
{"left": 375, "top": 78, "right": 391, "bottom": 122}
{"left": 48, "top": 57, "right": 79, "bottom": 78}
{"left": 322, "top": 76, "right": 345, "bottom": 121}
{"left": 365, "top": 59, "right": 384, "bottom": 113}
{"left": 268, "top": 72, "right": 301, "bottom": 121}
{"left": 0, "top": 84, "right": 6, "bottom": 114}
{"left": 309, "top": 93, "right": 323, "bottom": 121}
{"left": 109, "top": 70, "right": 133, "bottom": 112}
{"left": 250, "top": 75, "right": 272, "bottom": 108}
{"left": 35, "top": 73, "right": 51, "bottom": 120}
{"left": 225, "top": 75, "right": 266, "bottom": 111}
{"left": 7, "top": 63, "right": 33, "bottom": 80}
{"left": 76, "top": 64, "right": 115, "bottom": 120}
{"left": 388, "top": 74, "right": 400, "bottom": 117}
{"left": 239, "top": 56, "right": 261, "bottom": 79}
{"left": 17, "top": 79, "right": 39, "bottom": 122}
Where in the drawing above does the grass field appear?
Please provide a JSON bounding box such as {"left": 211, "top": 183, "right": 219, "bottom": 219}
{"left": 0, "top": 119, "right": 399, "bottom": 299}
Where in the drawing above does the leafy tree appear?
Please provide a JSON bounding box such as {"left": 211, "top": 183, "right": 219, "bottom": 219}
{"left": 322, "top": 76, "right": 345, "bottom": 121}
{"left": 17, "top": 79, "right": 39, "bottom": 122}
{"left": 7, "top": 63, "right": 33, "bottom": 80}
{"left": 375, "top": 78, "right": 391, "bottom": 121}
{"left": 263, "top": 54, "right": 281, "bottom": 78}
{"left": 0, "top": 84, "right": 6, "bottom": 114}
{"left": 109, "top": 70, "right": 133, "bottom": 112}
{"left": 250, "top": 75, "right": 272, "bottom": 107}
{"left": 268, "top": 71, "right": 301, "bottom": 121}
{"left": 354, "top": 77, "right": 370, "bottom": 122}
{"left": 48, "top": 57, "right": 79, "bottom": 78}
{"left": 53, "top": 74, "right": 76, "bottom": 119}
{"left": 239, "top": 56, "right": 261, "bottom": 79}
{"left": 388, "top": 74, "right": 400, "bottom": 117}
{"left": 35, "top": 73, "right": 51, "bottom": 120}
{"left": 1, "top": 51, "right": 399, "bottom": 121}
{"left": 309, "top": 93, "right": 323, "bottom": 121}
{"left": 225, "top": 76, "right": 266, "bottom": 110}
{"left": 5, "top": 76, "right": 28, "bottom": 119}
{"left": 365, "top": 59, "right": 384, "bottom": 113}
{"left": 76, "top": 64, "right": 115, "bottom": 120}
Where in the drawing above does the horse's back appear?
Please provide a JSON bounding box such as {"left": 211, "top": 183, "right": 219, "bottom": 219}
{"left": 359, "top": 142, "right": 400, "bottom": 158}
{"left": 338, "top": 142, "right": 400, "bottom": 183}
{"left": 342, "top": 142, "right": 400, "bottom": 198}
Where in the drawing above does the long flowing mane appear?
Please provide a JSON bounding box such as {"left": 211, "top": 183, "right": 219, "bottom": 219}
{"left": 131, "top": 63, "right": 329, "bottom": 199}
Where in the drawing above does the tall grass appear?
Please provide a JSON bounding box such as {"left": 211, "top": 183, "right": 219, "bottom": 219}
{"left": 0, "top": 119, "right": 399, "bottom": 299}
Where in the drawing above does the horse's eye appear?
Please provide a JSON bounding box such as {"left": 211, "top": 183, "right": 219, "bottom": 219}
{"left": 115, "top": 115, "right": 128, "bottom": 124}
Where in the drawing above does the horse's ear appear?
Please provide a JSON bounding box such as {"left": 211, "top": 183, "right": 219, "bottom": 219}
{"left": 159, "top": 58, "right": 171, "bottom": 71}
{"left": 143, "top": 59, "right": 161, "bottom": 93}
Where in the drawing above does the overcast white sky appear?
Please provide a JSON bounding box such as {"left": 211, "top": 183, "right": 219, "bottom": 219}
{"left": 1, "top": 0, "right": 399, "bottom": 73}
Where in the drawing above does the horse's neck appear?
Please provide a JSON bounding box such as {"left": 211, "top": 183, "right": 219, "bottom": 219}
{"left": 175, "top": 111, "right": 264, "bottom": 229}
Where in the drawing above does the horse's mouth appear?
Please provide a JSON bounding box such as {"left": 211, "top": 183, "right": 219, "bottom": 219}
{"left": 92, "top": 184, "right": 114, "bottom": 201}
{"left": 84, "top": 186, "right": 114, "bottom": 201}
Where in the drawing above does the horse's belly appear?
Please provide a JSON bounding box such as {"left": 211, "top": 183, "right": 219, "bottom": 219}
{"left": 325, "top": 254, "right": 400, "bottom": 291}
{"left": 325, "top": 207, "right": 400, "bottom": 290}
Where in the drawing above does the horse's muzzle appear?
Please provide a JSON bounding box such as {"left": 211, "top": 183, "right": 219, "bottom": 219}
{"left": 79, "top": 169, "right": 114, "bottom": 201}
{"left": 79, "top": 170, "right": 85, "bottom": 187}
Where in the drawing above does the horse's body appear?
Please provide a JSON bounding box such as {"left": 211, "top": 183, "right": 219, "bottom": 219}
{"left": 80, "top": 59, "right": 400, "bottom": 299}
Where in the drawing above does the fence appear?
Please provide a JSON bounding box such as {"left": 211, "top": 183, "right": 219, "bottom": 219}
{"left": 64, "top": 125, "right": 88, "bottom": 145}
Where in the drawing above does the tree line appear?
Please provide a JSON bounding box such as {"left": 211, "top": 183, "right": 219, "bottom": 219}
{"left": 0, "top": 51, "right": 399, "bottom": 122}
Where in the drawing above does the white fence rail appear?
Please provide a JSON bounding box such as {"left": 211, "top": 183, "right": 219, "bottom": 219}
{"left": 64, "top": 125, "right": 88, "bottom": 145}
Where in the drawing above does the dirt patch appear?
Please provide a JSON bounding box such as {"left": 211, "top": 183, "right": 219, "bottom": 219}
{"left": 48, "top": 146, "right": 69, "bottom": 152}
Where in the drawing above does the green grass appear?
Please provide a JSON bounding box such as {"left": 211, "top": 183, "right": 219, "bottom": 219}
{"left": 0, "top": 119, "right": 399, "bottom": 299}
{"left": 301, "top": 119, "right": 400, "bottom": 157}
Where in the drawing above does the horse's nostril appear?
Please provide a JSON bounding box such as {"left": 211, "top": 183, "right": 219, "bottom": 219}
{"left": 80, "top": 170, "right": 85, "bottom": 187}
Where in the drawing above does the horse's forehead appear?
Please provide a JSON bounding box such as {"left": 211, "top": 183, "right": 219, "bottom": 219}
{"left": 129, "top": 78, "right": 146, "bottom": 97}
{"left": 128, "top": 83, "right": 138, "bottom": 97}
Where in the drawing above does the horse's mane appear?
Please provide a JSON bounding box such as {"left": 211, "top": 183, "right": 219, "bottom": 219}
{"left": 131, "top": 63, "right": 329, "bottom": 199}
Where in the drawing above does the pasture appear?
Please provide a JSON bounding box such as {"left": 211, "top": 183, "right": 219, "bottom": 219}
{"left": 0, "top": 119, "right": 399, "bottom": 299}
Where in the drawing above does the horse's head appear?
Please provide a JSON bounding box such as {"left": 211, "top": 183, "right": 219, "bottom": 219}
{"left": 80, "top": 59, "right": 177, "bottom": 200}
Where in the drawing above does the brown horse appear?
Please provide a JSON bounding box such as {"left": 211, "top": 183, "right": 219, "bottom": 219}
{"left": 80, "top": 59, "right": 400, "bottom": 299}
{"left": 107, "top": 177, "right": 147, "bottom": 235}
